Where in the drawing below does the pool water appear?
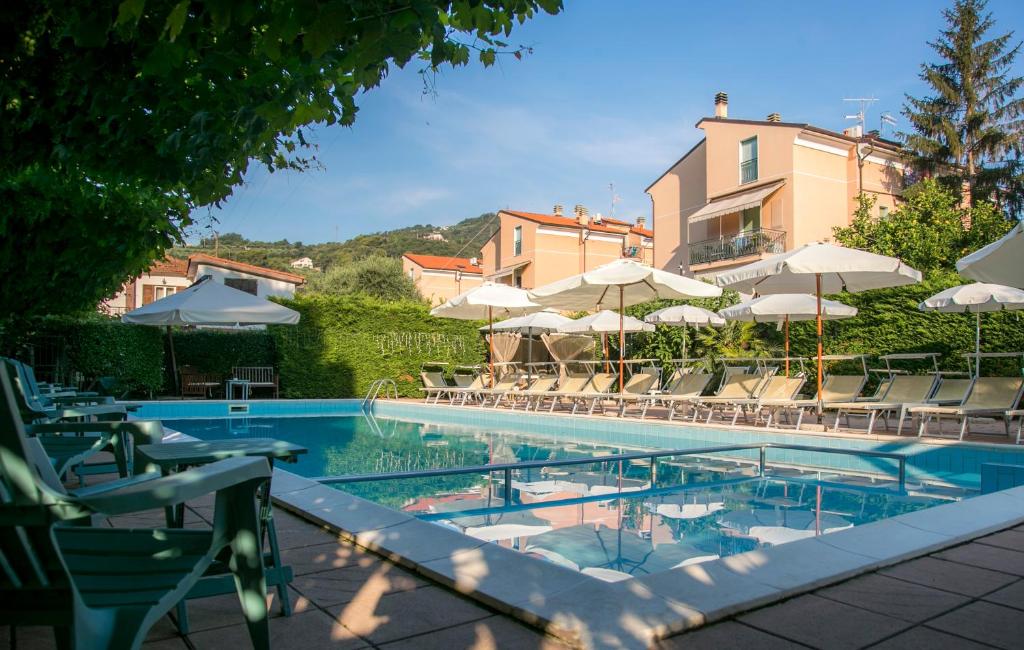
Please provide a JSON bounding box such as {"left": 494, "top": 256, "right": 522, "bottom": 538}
{"left": 163, "top": 412, "right": 996, "bottom": 580}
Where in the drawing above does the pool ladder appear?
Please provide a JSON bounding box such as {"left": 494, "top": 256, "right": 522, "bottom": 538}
{"left": 363, "top": 378, "right": 398, "bottom": 410}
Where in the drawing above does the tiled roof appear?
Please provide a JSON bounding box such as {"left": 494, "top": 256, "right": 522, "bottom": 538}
{"left": 501, "top": 210, "right": 625, "bottom": 235}
{"left": 146, "top": 256, "right": 189, "bottom": 277}
{"left": 403, "top": 253, "right": 482, "bottom": 274}
{"left": 631, "top": 226, "right": 654, "bottom": 238}
{"left": 187, "top": 253, "right": 306, "bottom": 284}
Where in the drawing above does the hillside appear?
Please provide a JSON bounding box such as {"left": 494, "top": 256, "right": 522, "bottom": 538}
{"left": 172, "top": 213, "right": 498, "bottom": 271}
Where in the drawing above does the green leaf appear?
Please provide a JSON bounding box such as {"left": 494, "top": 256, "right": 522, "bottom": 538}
{"left": 116, "top": 0, "right": 146, "bottom": 27}
{"left": 164, "top": 1, "right": 189, "bottom": 42}
{"left": 479, "top": 48, "right": 495, "bottom": 66}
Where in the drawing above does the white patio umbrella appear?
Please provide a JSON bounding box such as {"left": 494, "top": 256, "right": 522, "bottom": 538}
{"left": 957, "top": 221, "right": 1024, "bottom": 288}
{"left": 644, "top": 304, "right": 725, "bottom": 361}
{"left": 559, "top": 310, "right": 654, "bottom": 369}
{"left": 718, "top": 294, "right": 858, "bottom": 375}
{"left": 531, "top": 259, "right": 722, "bottom": 391}
{"left": 919, "top": 283, "right": 1024, "bottom": 377}
{"left": 122, "top": 276, "right": 300, "bottom": 393}
{"left": 716, "top": 243, "right": 921, "bottom": 413}
{"left": 431, "top": 282, "right": 539, "bottom": 386}
{"left": 481, "top": 309, "right": 572, "bottom": 368}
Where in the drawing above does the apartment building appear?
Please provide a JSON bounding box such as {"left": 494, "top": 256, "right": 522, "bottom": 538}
{"left": 402, "top": 253, "right": 483, "bottom": 305}
{"left": 647, "top": 92, "right": 903, "bottom": 277}
{"left": 480, "top": 207, "right": 653, "bottom": 289}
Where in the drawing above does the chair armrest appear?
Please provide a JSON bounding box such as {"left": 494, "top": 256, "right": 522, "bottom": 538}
{"left": 47, "top": 395, "right": 114, "bottom": 406}
{"left": 69, "top": 472, "right": 163, "bottom": 498}
{"left": 75, "top": 456, "right": 272, "bottom": 515}
{"left": 28, "top": 421, "right": 164, "bottom": 446}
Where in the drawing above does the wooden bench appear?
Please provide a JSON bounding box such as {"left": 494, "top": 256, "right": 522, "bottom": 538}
{"left": 231, "top": 366, "right": 279, "bottom": 398}
{"left": 180, "top": 367, "right": 222, "bottom": 398}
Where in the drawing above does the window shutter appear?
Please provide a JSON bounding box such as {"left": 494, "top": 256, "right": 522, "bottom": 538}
{"left": 142, "top": 284, "right": 155, "bottom": 304}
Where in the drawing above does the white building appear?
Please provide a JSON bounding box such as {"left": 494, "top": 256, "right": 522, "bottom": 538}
{"left": 290, "top": 256, "right": 315, "bottom": 269}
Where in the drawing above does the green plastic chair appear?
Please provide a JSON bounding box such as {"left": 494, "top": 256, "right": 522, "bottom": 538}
{"left": 3, "top": 359, "right": 126, "bottom": 424}
{"left": 0, "top": 364, "right": 271, "bottom": 649}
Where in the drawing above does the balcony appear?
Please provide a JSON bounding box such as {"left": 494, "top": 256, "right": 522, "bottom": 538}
{"left": 689, "top": 228, "right": 786, "bottom": 266}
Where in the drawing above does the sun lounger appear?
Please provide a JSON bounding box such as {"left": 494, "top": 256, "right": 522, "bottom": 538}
{"left": 476, "top": 375, "right": 526, "bottom": 407}
{"left": 828, "top": 374, "right": 939, "bottom": 434}
{"left": 650, "top": 373, "right": 716, "bottom": 421}
{"left": 759, "top": 374, "right": 868, "bottom": 429}
{"left": 536, "top": 373, "right": 592, "bottom": 412}
{"left": 554, "top": 373, "right": 619, "bottom": 415}
{"left": 692, "top": 373, "right": 771, "bottom": 424}
{"left": 419, "top": 370, "right": 453, "bottom": 404}
{"left": 894, "top": 376, "right": 973, "bottom": 435}
{"left": 714, "top": 375, "right": 808, "bottom": 426}
{"left": 1010, "top": 409, "right": 1024, "bottom": 444}
{"left": 446, "top": 373, "right": 501, "bottom": 406}
{"left": 508, "top": 376, "right": 559, "bottom": 411}
{"left": 612, "top": 371, "right": 664, "bottom": 416}
{"left": 910, "top": 376, "right": 1024, "bottom": 440}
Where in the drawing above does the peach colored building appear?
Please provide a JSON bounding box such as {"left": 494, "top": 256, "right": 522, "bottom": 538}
{"left": 480, "top": 207, "right": 653, "bottom": 289}
{"left": 402, "top": 253, "right": 483, "bottom": 305}
{"left": 647, "top": 93, "right": 904, "bottom": 277}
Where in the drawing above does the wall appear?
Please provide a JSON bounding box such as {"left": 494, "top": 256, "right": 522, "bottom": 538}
{"left": 791, "top": 140, "right": 853, "bottom": 246}
{"left": 194, "top": 263, "right": 299, "bottom": 299}
{"left": 403, "top": 258, "right": 483, "bottom": 305}
{"left": 649, "top": 140, "right": 707, "bottom": 273}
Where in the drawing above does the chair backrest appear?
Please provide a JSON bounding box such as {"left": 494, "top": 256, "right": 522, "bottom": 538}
{"left": 452, "top": 372, "right": 478, "bottom": 387}
{"left": 526, "top": 377, "right": 558, "bottom": 393}
{"left": 180, "top": 371, "right": 220, "bottom": 397}
{"left": 232, "top": 366, "right": 275, "bottom": 383}
{"left": 820, "top": 374, "right": 867, "bottom": 402}
{"left": 879, "top": 375, "right": 937, "bottom": 403}
{"left": 420, "top": 371, "right": 448, "bottom": 389}
{"left": 622, "top": 372, "right": 658, "bottom": 395}
{"left": 930, "top": 377, "right": 973, "bottom": 404}
{"left": 714, "top": 373, "right": 762, "bottom": 399}
{"left": 491, "top": 375, "right": 520, "bottom": 391}
{"left": 556, "top": 374, "right": 591, "bottom": 394}
{"left": 759, "top": 376, "right": 806, "bottom": 401}
{"left": 2, "top": 359, "right": 50, "bottom": 423}
{"left": 585, "top": 373, "right": 618, "bottom": 394}
{"left": 963, "top": 377, "right": 1024, "bottom": 410}
{"left": 672, "top": 372, "right": 713, "bottom": 397}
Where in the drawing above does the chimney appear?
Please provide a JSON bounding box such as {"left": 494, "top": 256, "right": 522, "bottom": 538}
{"left": 553, "top": 204, "right": 563, "bottom": 216}
{"left": 592, "top": 213, "right": 603, "bottom": 225}
{"left": 843, "top": 125, "right": 863, "bottom": 138}
{"left": 635, "top": 216, "right": 646, "bottom": 229}
{"left": 714, "top": 91, "right": 728, "bottom": 119}
{"left": 574, "top": 204, "right": 589, "bottom": 225}
{"left": 766, "top": 112, "right": 781, "bottom": 123}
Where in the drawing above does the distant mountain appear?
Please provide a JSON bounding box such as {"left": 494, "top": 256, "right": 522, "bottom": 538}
{"left": 171, "top": 213, "right": 498, "bottom": 271}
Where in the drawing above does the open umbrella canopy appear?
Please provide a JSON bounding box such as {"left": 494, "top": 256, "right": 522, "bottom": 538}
{"left": 529, "top": 259, "right": 721, "bottom": 311}
{"left": 957, "top": 221, "right": 1024, "bottom": 288}
{"left": 718, "top": 294, "right": 858, "bottom": 322}
{"left": 559, "top": 310, "right": 654, "bottom": 334}
{"left": 121, "top": 277, "right": 300, "bottom": 326}
{"left": 481, "top": 309, "right": 572, "bottom": 334}
{"left": 919, "top": 283, "right": 1024, "bottom": 313}
{"left": 430, "top": 282, "right": 539, "bottom": 320}
{"left": 714, "top": 243, "right": 922, "bottom": 295}
{"left": 644, "top": 304, "right": 725, "bottom": 327}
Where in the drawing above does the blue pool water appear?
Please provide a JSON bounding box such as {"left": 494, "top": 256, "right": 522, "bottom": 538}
{"left": 154, "top": 403, "right": 1023, "bottom": 579}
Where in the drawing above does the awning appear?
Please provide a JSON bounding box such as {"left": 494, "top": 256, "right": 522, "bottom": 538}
{"left": 688, "top": 181, "right": 785, "bottom": 224}
{"left": 487, "top": 259, "right": 531, "bottom": 279}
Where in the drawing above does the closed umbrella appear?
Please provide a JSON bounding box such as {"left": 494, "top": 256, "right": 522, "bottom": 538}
{"left": 431, "top": 282, "right": 539, "bottom": 387}
{"left": 716, "top": 243, "right": 921, "bottom": 414}
{"left": 122, "top": 276, "right": 300, "bottom": 393}
{"left": 957, "top": 221, "right": 1024, "bottom": 288}
{"left": 919, "top": 283, "right": 1024, "bottom": 377}
{"left": 718, "top": 294, "right": 857, "bottom": 375}
{"left": 644, "top": 304, "right": 725, "bottom": 361}
{"left": 531, "top": 259, "right": 721, "bottom": 391}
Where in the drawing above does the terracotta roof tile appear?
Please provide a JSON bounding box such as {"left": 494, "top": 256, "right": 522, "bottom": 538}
{"left": 403, "top": 253, "right": 482, "bottom": 274}
{"left": 146, "top": 256, "right": 189, "bottom": 277}
{"left": 501, "top": 210, "right": 625, "bottom": 235}
{"left": 187, "top": 253, "right": 306, "bottom": 284}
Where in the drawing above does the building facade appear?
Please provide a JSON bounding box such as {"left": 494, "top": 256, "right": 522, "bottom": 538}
{"left": 647, "top": 93, "right": 903, "bottom": 277}
{"left": 479, "top": 207, "right": 653, "bottom": 289}
{"left": 402, "top": 253, "right": 483, "bottom": 305}
{"left": 101, "top": 253, "right": 306, "bottom": 314}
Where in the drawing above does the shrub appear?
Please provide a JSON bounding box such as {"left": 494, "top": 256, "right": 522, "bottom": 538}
{"left": 302, "top": 255, "right": 421, "bottom": 302}
{"left": 172, "top": 329, "right": 277, "bottom": 376}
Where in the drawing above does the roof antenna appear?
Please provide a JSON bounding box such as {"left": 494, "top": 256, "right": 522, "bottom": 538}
{"left": 879, "top": 112, "right": 897, "bottom": 138}
{"left": 842, "top": 97, "right": 878, "bottom": 135}
{"left": 609, "top": 182, "right": 621, "bottom": 218}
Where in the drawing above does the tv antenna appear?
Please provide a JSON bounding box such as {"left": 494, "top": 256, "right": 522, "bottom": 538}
{"left": 879, "top": 112, "right": 897, "bottom": 137}
{"left": 843, "top": 97, "right": 878, "bottom": 133}
{"left": 609, "top": 182, "right": 621, "bottom": 218}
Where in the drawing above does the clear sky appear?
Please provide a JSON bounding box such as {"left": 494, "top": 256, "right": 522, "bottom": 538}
{"left": 197, "top": 0, "right": 1024, "bottom": 244}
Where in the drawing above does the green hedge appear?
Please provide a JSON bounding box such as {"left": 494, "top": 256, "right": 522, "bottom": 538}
{"left": 171, "top": 329, "right": 277, "bottom": 376}
{"left": 270, "top": 294, "right": 485, "bottom": 398}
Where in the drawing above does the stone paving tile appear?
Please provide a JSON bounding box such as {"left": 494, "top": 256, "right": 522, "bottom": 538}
{"left": 377, "top": 614, "right": 572, "bottom": 650}
{"left": 981, "top": 579, "right": 1024, "bottom": 611}
{"left": 926, "top": 601, "right": 1024, "bottom": 650}
{"left": 932, "top": 543, "right": 1024, "bottom": 577}
{"left": 290, "top": 561, "right": 427, "bottom": 608}
{"left": 273, "top": 520, "right": 343, "bottom": 550}
{"left": 738, "top": 594, "right": 911, "bottom": 650}
{"left": 976, "top": 529, "right": 1024, "bottom": 552}
{"left": 878, "top": 556, "right": 1019, "bottom": 597}
{"left": 657, "top": 621, "right": 809, "bottom": 649}
{"left": 816, "top": 573, "right": 970, "bottom": 622}
{"left": 327, "top": 584, "right": 493, "bottom": 646}
{"left": 280, "top": 539, "right": 378, "bottom": 576}
{"left": 866, "top": 625, "right": 995, "bottom": 650}
{"left": 188, "top": 609, "right": 370, "bottom": 650}
{"left": 178, "top": 587, "right": 299, "bottom": 633}
{"left": 141, "top": 639, "right": 189, "bottom": 649}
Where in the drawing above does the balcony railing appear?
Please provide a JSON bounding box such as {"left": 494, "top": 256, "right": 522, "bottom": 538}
{"left": 689, "top": 228, "right": 786, "bottom": 266}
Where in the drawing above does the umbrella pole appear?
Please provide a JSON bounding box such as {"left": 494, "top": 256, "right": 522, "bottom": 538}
{"left": 975, "top": 311, "right": 981, "bottom": 379}
{"left": 619, "top": 286, "right": 625, "bottom": 393}
{"left": 682, "top": 326, "right": 687, "bottom": 361}
{"left": 166, "top": 326, "right": 179, "bottom": 396}
{"left": 488, "top": 306, "right": 495, "bottom": 388}
{"left": 784, "top": 316, "right": 790, "bottom": 376}
{"left": 816, "top": 274, "right": 823, "bottom": 422}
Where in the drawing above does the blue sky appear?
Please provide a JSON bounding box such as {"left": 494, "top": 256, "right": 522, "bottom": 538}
{"left": 197, "top": 0, "right": 1024, "bottom": 244}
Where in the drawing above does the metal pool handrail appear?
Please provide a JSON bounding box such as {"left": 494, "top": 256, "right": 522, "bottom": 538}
{"left": 314, "top": 442, "right": 908, "bottom": 497}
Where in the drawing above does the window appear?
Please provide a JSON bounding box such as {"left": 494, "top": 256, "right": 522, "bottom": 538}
{"left": 513, "top": 269, "right": 523, "bottom": 288}
{"left": 878, "top": 205, "right": 890, "bottom": 220}
{"left": 224, "top": 278, "right": 258, "bottom": 295}
{"left": 142, "top": 285, "right": 176, "bottom": 305}
{"left": 513, "top": 226, "right": 523, "bottom": 256}
{"left": 740, "top": 206, "right": 761, "bottom": 232}
{"left": 408, "top": 268, "right": 415, "bottom": 279}
{"left": 740, "top": 137, "right": 758, "bottom": 184}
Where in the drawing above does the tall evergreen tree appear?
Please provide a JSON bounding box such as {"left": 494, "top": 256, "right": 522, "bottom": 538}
{"left": 903, "top": 0, "right": 1024, "bottom": 213}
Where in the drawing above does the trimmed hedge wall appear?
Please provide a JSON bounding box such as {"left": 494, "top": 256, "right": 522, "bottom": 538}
{"left": 270, "top": 294, "right": 485, "bottom": 398}
{"left": 171, "top": 329, "right": 277, "bottom": 377}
